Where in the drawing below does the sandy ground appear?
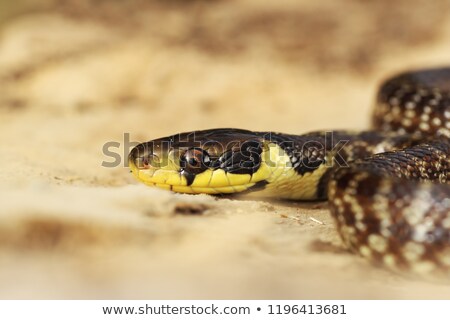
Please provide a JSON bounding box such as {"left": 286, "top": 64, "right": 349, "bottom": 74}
{"left": 1, "top": 0, "right": 450, "bottom": 299}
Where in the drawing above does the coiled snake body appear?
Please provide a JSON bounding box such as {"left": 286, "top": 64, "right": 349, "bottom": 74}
{"left": 129, "top": 68, "right": 450, "bottom": 272}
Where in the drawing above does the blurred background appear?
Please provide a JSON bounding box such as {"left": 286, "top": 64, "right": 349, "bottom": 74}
{"left": 1, "top": 0, "right": 450, "bottom": 299}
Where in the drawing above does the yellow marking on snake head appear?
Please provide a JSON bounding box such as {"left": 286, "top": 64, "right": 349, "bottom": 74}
{"left": 250, "top": 143, "right": 328, "bottom": 200}
{"left": 189, "top": 169, "right": 214, "bottom": 187}
{"left": 171, "top": 183, "right": 255, "bottom": 194}
{"left": 212, "top": 170, "right": 252, "bottom": 187}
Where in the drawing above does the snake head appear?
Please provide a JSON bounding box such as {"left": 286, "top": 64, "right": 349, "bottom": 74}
{"left": 128, "top": 128, "right": 272, "bottom": 194}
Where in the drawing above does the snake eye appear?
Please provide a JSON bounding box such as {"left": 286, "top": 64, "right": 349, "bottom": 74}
{"left": 180, "top": 148, "right": 211, "bottom": 174}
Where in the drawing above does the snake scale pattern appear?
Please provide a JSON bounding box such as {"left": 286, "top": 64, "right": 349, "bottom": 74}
{"left": 129, "top": 68, "right": 450, "bottom": 273}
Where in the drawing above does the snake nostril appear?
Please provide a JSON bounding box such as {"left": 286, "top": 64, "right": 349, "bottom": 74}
{"left": 142, "top": 157, "right": 149, "bottom": 168}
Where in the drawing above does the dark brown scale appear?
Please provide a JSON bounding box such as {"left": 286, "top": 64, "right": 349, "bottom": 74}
{"left": 374, "top": 68, "right": 450, "bottom": 137}
{"left": 329, "top": 68, "right": 450, "bottom": 272}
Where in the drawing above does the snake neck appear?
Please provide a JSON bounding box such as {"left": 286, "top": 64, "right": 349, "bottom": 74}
{"left": 251, "top": 131, "right": 427, "bottom": 200}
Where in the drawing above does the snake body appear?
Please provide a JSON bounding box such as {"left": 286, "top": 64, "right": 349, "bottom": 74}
{"left": 129, "top": 68, "right": 450, "bottom": 272}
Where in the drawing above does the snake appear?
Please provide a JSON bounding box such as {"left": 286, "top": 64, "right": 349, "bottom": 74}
{"left": 128, "top": 67, "right": 450, "bottom": 273}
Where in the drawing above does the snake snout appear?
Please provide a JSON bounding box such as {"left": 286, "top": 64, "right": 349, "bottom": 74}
{"left": 128, "top": 143, "right": 161, "bottom": 172}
